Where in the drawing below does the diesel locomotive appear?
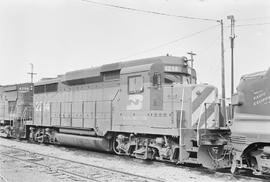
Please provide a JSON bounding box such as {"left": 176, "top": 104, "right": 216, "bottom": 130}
{"left": 230, "top": 68, "right": 270, "bottom": 175}
{"left": 0, "top": 83, "right": 33, "bottom": 138}
{"left": 0, "top": 55, "right": 269, "bottom": 175}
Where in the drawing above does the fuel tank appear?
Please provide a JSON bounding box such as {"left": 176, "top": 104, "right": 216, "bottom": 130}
{"left": 55, "top": 133, "right": 112, "bottom": 152}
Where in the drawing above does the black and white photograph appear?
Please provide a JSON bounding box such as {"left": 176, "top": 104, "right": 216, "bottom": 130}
{"left": 0, "top": 0, "right": 269, "bottom": 181}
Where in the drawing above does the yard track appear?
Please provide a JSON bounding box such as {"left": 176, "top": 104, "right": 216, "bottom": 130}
{"left": 0, "top": 140, "right": 268, "bottom": 182}
{"left": 0, "top": 144, "right": 164, "bottom": 182}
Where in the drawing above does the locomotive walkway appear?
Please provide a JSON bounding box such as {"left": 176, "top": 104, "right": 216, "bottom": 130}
{"left": 0, "top": 144, "right": 163, "bottom": 182}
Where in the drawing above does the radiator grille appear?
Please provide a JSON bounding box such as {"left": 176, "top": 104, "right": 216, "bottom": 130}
{"left": 231, "top": 135, "right": 247, "bottom": 144}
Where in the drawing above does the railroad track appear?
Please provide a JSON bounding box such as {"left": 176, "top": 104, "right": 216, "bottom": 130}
{"left": 0, "top": 141, "right": 267, "bottom": 182}
{"left": 0, "top": 144, "right": 164, "bottom": 182}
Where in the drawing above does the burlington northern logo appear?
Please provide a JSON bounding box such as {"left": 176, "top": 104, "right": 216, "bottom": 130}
{"left": 126, "top": 94, "right": 143, "bottom": 110}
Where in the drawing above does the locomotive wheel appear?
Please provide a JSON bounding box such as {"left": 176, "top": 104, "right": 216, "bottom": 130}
{"left": 112, "top": 138, "right": 122, "bottom": 155}
{"left": 112, "top": 138, "right": 126, "bottom": 155}
{"left": 35, "top": 133, "right": 44, "bottom": 143}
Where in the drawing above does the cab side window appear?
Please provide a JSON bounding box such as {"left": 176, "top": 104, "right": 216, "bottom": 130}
{"left": 153, "top": 73, "right": 161, "bottom": 86}
{"left": 128, "top": 75, "right": 143, "bottom": 94}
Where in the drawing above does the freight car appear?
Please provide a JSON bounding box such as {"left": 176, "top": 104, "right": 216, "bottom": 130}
{"left": 22, "top": 55, "right": 231, "bottom": 169}
{"left": 0, "top": 83, "right": 33, "bottom": 138}
{"left": 231, "top": 67, "right": 270, "bottom": 175}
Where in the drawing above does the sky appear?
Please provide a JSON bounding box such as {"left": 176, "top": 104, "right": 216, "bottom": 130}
{"left": 0, "top": 0, "right": 269, "bottom": 97}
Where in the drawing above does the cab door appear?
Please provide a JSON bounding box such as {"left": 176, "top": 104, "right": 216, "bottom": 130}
{"left": 115, "top": 65, "right": 151, "bottom": 130}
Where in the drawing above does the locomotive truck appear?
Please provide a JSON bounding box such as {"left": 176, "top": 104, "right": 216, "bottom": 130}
{"left": 0, "top": 56, "right": 231, "bottom": 169}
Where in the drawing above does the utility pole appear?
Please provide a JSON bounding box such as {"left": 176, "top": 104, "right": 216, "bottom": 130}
{"left": 218, "top": 19, "right": 226, "bottom": 126}
{"left": 187, "top": 51, "right": 196, "bottom": 68}
{"left": 28, "top": 63, "right": 37, "bottom": 84}
{"left": 227, "top": 15, "right": 236, "bottom": 97}
{"left": 28, "top": 63, "right": 36, "bottom": 115}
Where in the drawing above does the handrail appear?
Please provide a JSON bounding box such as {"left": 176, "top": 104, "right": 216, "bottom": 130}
{"left": 218, "top": 98, "right": 229, "bottom": 127}
{"left": 179, "top": 87, "right": 185, "bottom": 161}
{"left": 196, "top": 102, "right": 221, "bottom": 146}
{"left": 112, "top": 89, "right": 120, "bottom": 102}
{"left": 196, "top": 103, "right": 204, "bottom": 147}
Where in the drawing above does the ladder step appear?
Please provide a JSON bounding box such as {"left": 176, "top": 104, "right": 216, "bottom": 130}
{"left": 186, "top": 147, "right": 198, "bottom": 153}
{"left": 184, "top": 157, "right": 199, "bottom": 164}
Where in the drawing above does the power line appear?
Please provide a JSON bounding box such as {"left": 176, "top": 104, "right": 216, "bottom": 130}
{"left": 238, "top": 16, "right": 270, "bottom": 21}
{"left": 235, "top": 22, "right": 270, "bottom": 27}
{"left": 81, "top": 0, "right": 218, "bottom": 22}
{"left": 115, "top": 24, "right": 219, "bottom": 61}
{"left": 223, "top": 22, "right": 270, "bottom": 28}
{"left": 199, "top": 35, "right": 220, "bottom": 56}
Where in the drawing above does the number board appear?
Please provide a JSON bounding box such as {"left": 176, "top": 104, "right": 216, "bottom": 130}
{"left": 164, "top": 65, "right": 183, "bottom": 73}
{"left": 18, "top": 85, "right": 31, "bottom": 92}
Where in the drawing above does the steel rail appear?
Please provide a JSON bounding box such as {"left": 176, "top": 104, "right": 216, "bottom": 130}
{"left": 0, "top": 144, "right": 164, "bottom": 182}
{"left": 1, "top": 152, "right": 97, "bottom": 182}
{"left": 0, "top": 140, "right": 268, "bottom": 182}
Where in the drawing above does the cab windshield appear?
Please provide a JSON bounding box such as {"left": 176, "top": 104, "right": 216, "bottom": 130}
{"left": 164, "top": 73, "right": 190, "bottom": 84}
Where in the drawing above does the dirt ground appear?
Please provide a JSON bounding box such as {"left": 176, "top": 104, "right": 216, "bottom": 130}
{"left": 0, "top": 138, "right": 264, "bottom": 182}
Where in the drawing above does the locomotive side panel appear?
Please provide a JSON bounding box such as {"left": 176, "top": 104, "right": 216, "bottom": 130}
{"left": 32, "top": 72, "right": 120, "bottom": 136}
{"left": 42, "top": 102, "right": 50, "bottom": 126}
{"left": 34, "top": 100, "right": 42, "bottom": 126}
{"left": 83, "top": 101, "right": 95, "bottom": 128}
{"left": 162, "top": 85, "right": 191, "bottom": 129}
{"left": 61, "top": 102, "right": 72, "bottom": 127}
{"left": 0, "top": 87, "right": 8, "bottom": 122}
{"left": 71, "top": 101, "right": 83, "bottom": 127}
{"left": 231, "top": 68, "right": 270, "bottom": 142}
{"left": 51, "top": 102, "right": 60, "bottom": 126}
{"left": 113, "top": 64, "right": 151, "bottom": 132}
{"left": 96, "top": 100, "right": 112, "bottom": 135}
{"left": 33, "top": 83, "right": 59, "bottom": 126}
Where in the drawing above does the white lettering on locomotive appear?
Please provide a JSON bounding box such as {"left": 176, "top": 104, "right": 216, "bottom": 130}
{"left": 253, "top": 90, "right": 270, "bottom": 106}
{"left": 35, "top": 102, "right": 42, "bottom": 111}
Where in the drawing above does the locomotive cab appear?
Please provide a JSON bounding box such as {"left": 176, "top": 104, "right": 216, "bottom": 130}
{"left": 115, "top": 57, "right": 196, "bottom": 131}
